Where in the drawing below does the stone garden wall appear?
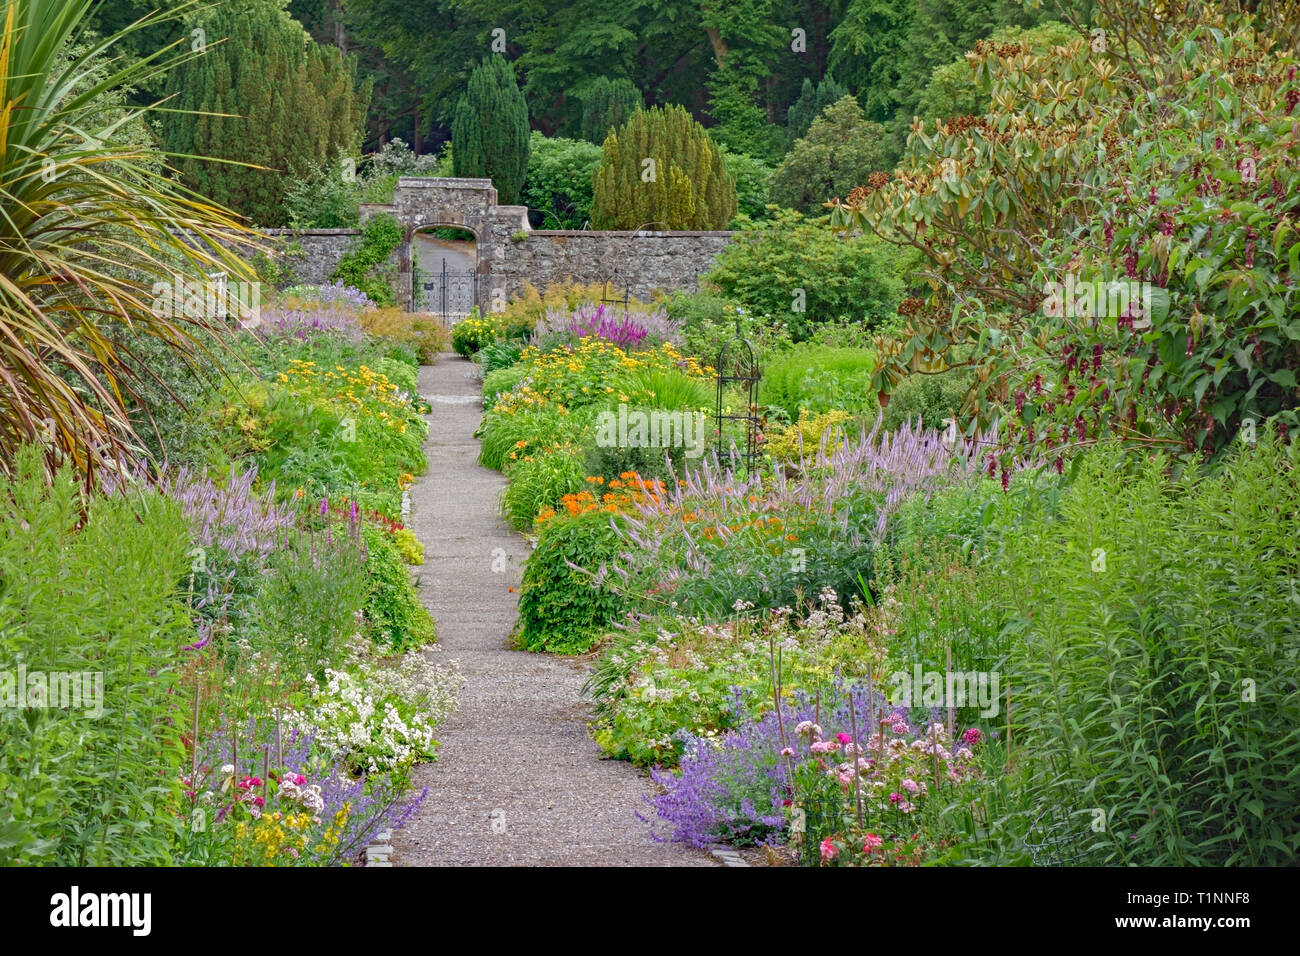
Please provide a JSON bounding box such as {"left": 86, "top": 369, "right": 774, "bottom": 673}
{"left": 488, "top": 230, "right": 733, "bottom": 303}
{"left": 250, "top": 179, "right": 736, "bottom": 310}
{"left": 261, "top": 228, "right": 366, "bottom": 285}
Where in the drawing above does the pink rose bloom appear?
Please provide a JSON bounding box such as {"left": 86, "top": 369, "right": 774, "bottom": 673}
{"left": 836, "top": 732, "right": 852, "bottom": 745}
{"left": 820, "top": 838, "right": 837, "bottom": 863}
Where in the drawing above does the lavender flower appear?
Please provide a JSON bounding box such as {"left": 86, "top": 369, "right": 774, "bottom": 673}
{"left": 314, "top": 281, "right": 376, "bottom": 312}
{"left": 105, "top": 464, "right": 298, "bottom": 651}
{"left": 643, "top": 707, "right": 790, "bottom": 848}
{"left": 596, "top": 418, "right": 979, "bottom": 612}
{"left": 156, "top": 465, "right": 298, "bottom": 559}
{"left": 256, "top": 302, "right": 366, "bottom": 343}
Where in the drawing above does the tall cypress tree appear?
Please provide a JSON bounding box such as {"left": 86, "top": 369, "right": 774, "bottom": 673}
{"left": 580, "top": 77, "right": 642, "bottom": 145}
{"left": 162, "top": 0, "right": 369, "bottom": 226}
{"left": 451, "top": 55, "right": 530, "bottom": 205}
{"left": 591, "top": 105, "right": 737, "bottom": 230}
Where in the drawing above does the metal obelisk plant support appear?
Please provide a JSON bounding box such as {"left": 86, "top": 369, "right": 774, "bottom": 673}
{"left": 600, "top": 270, "right": 631, "bottom": 319}
{"left": 715, "top": 317, "right": 761, "bottom": 476}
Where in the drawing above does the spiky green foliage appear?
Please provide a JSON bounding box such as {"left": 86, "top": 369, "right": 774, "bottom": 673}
{"left": 0, "top": 0, "right": 258, "bottom": 481}
{"left": 451, "top": 55, "right": 531, "bottom": 205}
{"left": 580, "top": 76, "right": 642, "bottom": 145}
{"left": 591, "top": 105, "right": 738, "bottom": 230}
{"left": 161, "top": 0, "right": 369, "bottom": 227}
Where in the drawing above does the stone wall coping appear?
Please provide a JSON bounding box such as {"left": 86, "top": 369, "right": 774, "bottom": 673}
{"left": 396, "top": 176, "right": 495, "bottom": 189}
{"left": 526, "top": 230, "right": 736, "bottom": 238}
{"left": 260, "top": 227, "right": 361, "bottom": 236}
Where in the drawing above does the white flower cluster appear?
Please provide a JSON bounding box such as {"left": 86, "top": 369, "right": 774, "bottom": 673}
{"left": 288, "top": 637, "right": 462, "bottom": 776}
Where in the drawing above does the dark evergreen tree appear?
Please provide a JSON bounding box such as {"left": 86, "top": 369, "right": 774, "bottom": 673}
{"left": 162, "top": 0, "right": 369, "bottom": 225}
{"left": 785, "top": 75, "right": 852, "bottom": 143}
{"left": 580, "top": 77, "right": 643, "bottom": 145}
{"left": 451, "top": 55, "right": 531, "bottom": 205}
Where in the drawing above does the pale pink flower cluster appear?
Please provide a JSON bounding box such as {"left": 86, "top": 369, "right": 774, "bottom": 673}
{"left": 280, "top": 772, "right": 326, "bottom": 816}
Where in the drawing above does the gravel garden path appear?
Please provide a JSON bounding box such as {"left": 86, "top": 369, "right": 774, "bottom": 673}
{"left": 391, "top": 354, "right": 714, "bottom": 866}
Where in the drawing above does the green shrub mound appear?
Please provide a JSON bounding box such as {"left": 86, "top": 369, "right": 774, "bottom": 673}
{"left": 514, "top": 509, "right": 628, "bottom": 653}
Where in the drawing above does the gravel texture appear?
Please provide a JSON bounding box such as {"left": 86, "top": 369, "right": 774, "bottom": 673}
{"left": 390, "top": 355, "right": 714, "bottom": 866}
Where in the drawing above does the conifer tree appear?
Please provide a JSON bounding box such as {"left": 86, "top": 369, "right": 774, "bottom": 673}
{"left": 451, "top": 55, "right": 530, "bottom": 205}
{"left": 580, "top": 77, "right": 642, "bottom": 145}
{"left": 785, "top": 75, "right": 852, "bottom": 143}
{"left": 162, "top": 0, "right": 368, "bottom": 226}
{"left": 591, "top": 105, "right": 737, "bottom": 230}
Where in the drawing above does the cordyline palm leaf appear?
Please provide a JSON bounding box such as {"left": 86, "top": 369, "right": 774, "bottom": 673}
{"left": 0, "top": 0, "right": 261, "bottom": 481}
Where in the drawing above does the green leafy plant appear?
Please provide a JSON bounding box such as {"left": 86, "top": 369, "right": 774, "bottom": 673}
{"left": 0, "top": 447, "right": 192, "bottom": 865}
{"left": 0, "top": 0, "right": 259, "bottom": 480}
{"left": 761, "top": 345, "right": 877, "bottom": 418}
{"left": 284, "top": 161, "right": 362, "bottom": 228}
{"left": 771, "top": 96, "right": 889, "bottom": 215}
{"left": 251, "top": 526, "right": 371, "bottom": 681}
{"left": 720, "top": 148, "right": 774, "bottom": 224}
{"left": 1000, "top": 437, "right": 1300, "bottom": 865}
{"left": 362, "top": 523, "right": 435, "bottom": 652}
{"left": 502, "top": 444, "right": 587, "bottom": 530}
{"left": 521, "top": 131, "right": 603, "bottom": 227}
{"left": 331, "top": 214, "right": 403, "bottom": 307}
{"left": 514, "top": 508, "right": 628, "bottom": 653}
{"left": 831, "top": 1, "right": 1300, "bottom": 467}
{"left": 879, "top": 366, "right": 975, "bottom": 433}
{"left": 706, "top": 210, "right": 906, "bottom": 342}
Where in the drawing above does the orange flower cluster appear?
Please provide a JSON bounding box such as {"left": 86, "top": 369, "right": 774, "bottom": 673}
{"left": 536, "top": 472, "right": 669, "bottom": 525}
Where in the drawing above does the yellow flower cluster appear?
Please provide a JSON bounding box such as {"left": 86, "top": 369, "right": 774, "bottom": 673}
{"left": 281, "top": 360, "right": 411, "bottom": 435}
{"left": 493, "top": 339, "right": 711, "bottom": 412}
{"left": 315, "top": 804, "right": 350, "bottom": 857}
{"left": 766, "top": 409, "right": 855, "bottom": 464}
{"left": 232, "top": 811, "right": 315, "bottom": 866}
{"left": 454, "top": 315, "right": 502, "bottom": 341}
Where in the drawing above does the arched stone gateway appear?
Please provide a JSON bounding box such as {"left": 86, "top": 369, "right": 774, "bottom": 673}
{"left": 361, "top": 177, "right": 528, "bottom": 314}
{"left": 353, "top": 176, "right": 734, "bottom": 316}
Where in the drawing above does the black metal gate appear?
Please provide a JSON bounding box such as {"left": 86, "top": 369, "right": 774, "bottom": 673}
{"left": 420, "top": 258, "right": 478, "bottom": 320}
